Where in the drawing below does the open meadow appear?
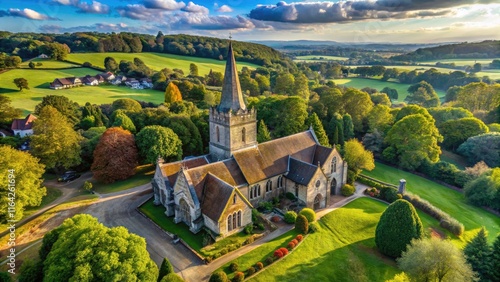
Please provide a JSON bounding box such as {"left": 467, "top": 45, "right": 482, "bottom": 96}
{"left": 294, "top": 55, "right": 349, "bottom": 62}
{"left": 419, "top": 58, "right": 500, "bottom": 67}
{"left": 20, "top": 58, "right": 80, "bottom": 69}
{"left": 67, "top": 52, "right": 259, "bottom": 75}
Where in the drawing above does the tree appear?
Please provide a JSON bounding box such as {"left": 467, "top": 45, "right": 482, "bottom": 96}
{"left": 464, "top": 228, "right": 492, "bottom": 281}
{"left": 406, "top": 81, "right": 440, "bottom": 107}
{"left": 0, "top": 95, "right": 22, "bottom": 125}
{"left": 427, "top": 106, "right": 473, "bottom": 127}
{"left": 342, "top": 88, "right": 373, "bottom": 133}
{"left": 83, "top": 181, "right": 93, "bottom": 193}
{"left": 136, "top": 125, "right": 182, "bottom": 164}
{"left": 381, "top": 87, "right": 398, "bottom": 101}
{"left": 375, "top": 199, "right": 424, "bottom": 258}
{"left": 306, "top": 112, "right": 329, "bottom": 146}
{"left": 257, "top": 120, "right": 271, "bottom": 143}
{"left": 457, "top": 132, "right": 500, "bottom": 167}
{"left": 18, "top": 259, "right": 43, "bottom": 282}
{"left": 383, "top": 114, "right": 442, "bottom": 171}
{"left": 295, "top": 214, "right": 309, "bottom": 234}
{"left": 343, "top": 114, "right": 355, "bottom": 140}
{"left": 299, "top": 208, "right": 316, "bottom": 223}
{"left": 398, "top": 238, "right": 477, "bottom": 282}
{"left": 31, "top": 106, "right": 82, "bottom": 170}
{"left": 111, "top": 98, "right": 142, "bottom": 113}
{"left": 395, "top": 105, "right": 434, "bottom": 123}
{"left": 28, "top": 61, "right": 35, "bottom": 69}
{"left": 160, "top": 273, "right": 184, "bottom": 282}
{"left": 209, "top": 271, "right": 229, "bottom": 282}
{"left": 189, "top": 63, "right": 199, "bottom": 76}
{"left": 112, "top": 110, "right": 137, "bottom": 134}
{"left": 158, "top": 258, "right": 174, "bottom": 282}
{"left": 455, "top": 82, "right": 500, "bottom": 113}
{"left": 34, "top": 95, "right": 81, "bottom": 125}
{"left": 104, "top": 56, "right": 118, "bottom": 72}
{"left": 255, "top": 74, "right": 270, "bottom": 93}
{"left": 366, "top": 105, "right": 394, "bottom": 133}
{"left": 206, "top": 70, "right": 224, "bottom": 86}
{"left": 168, "top": 115, "right": 203, "bottom": 156}
{"left": 491, "top": 234, "right": 500, "bottom": 282}
{"left": 463, "top": 169, "right": 499, "bottom": 209}
{"left": 343, "top": 139, "right": 375, "bottom": 177}
{"left": 13, "top": 78, "right": 29, "bottom": 90}
{"left": 91, "top": 127, "right": 138, "bottom": 183}
{"left": 165, "top": 82, "right": 183, "bottom": 103}
{"left": 293, "top": 73, "right": 310, "bottom": 100}
{"left": 445, "top": 86, "right": 463, "bottom": 102}
{"left": 0, "top": 146, "right": 46, "bottom": 222}
{"left": 274, "top": 73, "right": 295, "bottom": 95}
{"left": 328, "top": 114, "right": 344, "bottom": 145}
{"left": 439, "top": 117, "right": 489, "bottom": 151}
{"left": 473, "top": 62, "right": 482, "bottom": 72}
{"left": 42, "top": 214, "right": 158, "bottom": 281}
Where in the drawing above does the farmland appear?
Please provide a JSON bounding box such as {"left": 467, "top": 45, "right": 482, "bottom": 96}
{"left": 20, "top": 58, "right": 80, "bottom": 69}
{"left": 294, "top": 55, "right": 349, "bottom": 62}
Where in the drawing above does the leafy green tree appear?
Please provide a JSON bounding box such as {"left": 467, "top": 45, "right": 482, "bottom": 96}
{"left": 80, "top": 127, "right": 106, "bottom": 170}
{"left": 463, "top": 168, "right": 500, "bottom": 209}
{"left": 306, "top": 112, "right": 329, "bottom": 146}
{"left": 406, "top": 81, "right": 440, "bottom": 107}
{"left": 375, "top": 199, "right": 424, "bottom": 258}
{"left": 295, "top": 214, "right": 309, "bottom": 234}
{"left": 13, "top": 77, "right": 29, "bottom": 91}
{"left": 160, "top": 273, "right": 184, "bottom": 282}
{"left": 0, "top": 95, "right": 22, "bottom": 125}
{"left": 168, "top": 115, "right": 203, "bottom": 156}
{"left": 209, "top": 271, "right": 229, "bottom": 282}
{"left": 158, "top": 258, "right": 174, "bottom": 281}
{"left": 343, "top": 139, "right": 375, "bottom": 178}
{"left": 83, "top": 181, "right": 93, "bottom": 193}
{"left": 43, "top": 214, "right": 158, "bottom": 281}
{"left": 366, "top": 105, "right": 394, "bottom": 133}
{"left": 370, "top": 93, "right": 391, "bottom": 107}
{"left": 0, "top": 146, "right": 46, "bottom": 222}
{"left": 445, "top": 86, "right": 462, "bottom": 102}
{"left": 18, "top": 259, "right": 43, "bottom": 282}
{"left": 136, "top": 125, "right": 182, "bottom": 164}
{"left": 274, "top": 73, "right": 294, "bottom": 95}
{"left": 427, "top": 107, "right": 473, "bottom": 127}
{"left": 473, "top": 62, "right": 482, "bottom": 72}
{"left": 299, "top": 208, "right": 316, "bottom": 223}
{"left": 28, "top": 61, "right": 35, "bottom": 69}
{"left": 381, "top": 87, "right": 398, "bottom": 101}
{"left": 395, "top": 105, "right": 434, "bottom": 123}
{"left": 457, "top": 132, "right": 500, "bottom": 167}
{"left": 398, "top": 238, "right": 477, "bottom": 282}
{"left": 255, "top": 74, "right": 270, "bottom": 93}
{"left": 455, "top": 82, "right": 500, "bottom": 113}
{"left": 383, "top": 114, "right": 442, "bottom": 171}
{"left": 257, "top": 120, "right": 271, "bottom": 143}
{"left": 112, "top": 110, "right": 137, "bottom": 134}
{"left": 165, "top": 82, "right": 183, "bottom": 103}
{"left": 327, "top": 114, "right": 344, "bottom": 145}
{"left": 240, "top": 74, "right": 260, "bottom": 97}
{"left": 42, "top": 42, "right": 69, "bottom": 60}
{"left": 439, "top": 117, "right": 489, "bottom": 151}
{"left": 342, "top": 88, "right": 373, "bottom": 133}
{"left": 312, "top": 86, "right": 343, "bottom": 122}
{"left": 293, "top": 73, "right": 310, "bottom": 100}
{"left": 111, "top": 98, "right": 142, "bottom": 113}
{"left": 91, "top": 127, "right": 138, "bottom": 183}
{"left": 189, "top": 63, "right": 199, "bottom": 76}
{"left": 273, "top": 97, "right": 308, "bottom": 137}
{"left": 31, "top": 106, "right": 82, "bottom": 170}
{"left": 464, "top": 228, "right": 492, "bottom": 281}
{"left": 491, "top": 234, "right": 500, "bottom": 281}
{"left": 81, "top": 102, "right": 108, "bottom": 128}
{"left": 34, "top": 95, "right": 81, "bottom": 125}
{"left": 206, "top": 70, "right": 223, "bottom": 86}
{"left": 104, "top": 56, "right": 118, "bottom": 72}
{"left": 342, "top": 114, "right": 355, "bottom": 140}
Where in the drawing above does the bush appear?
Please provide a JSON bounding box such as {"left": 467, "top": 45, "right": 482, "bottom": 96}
{"left": 244, "top": 224, "right": 253, "bottom": 235}
{"left": 287, "top": 242, "right": 296, "bottom": 249}
{"left": 205, "top": 256, "right": 213, "bottom": 263}
{"left": 82, "top": 61, "right": 92, "bottom": 67}
{"left": 247, "top": 267, "right": 255, "bottom": 276}
{"left": 341, "top": 184, "right": 356, "bottom": 196}
{"left": 160, "top": 273, "right": 184, "bottom": 282}
{"left": 229, "top": 262, "right": 238, "bottom": 272}
{"left": 158, "top": 258, "right": 174, "bottom": 281}
{"left": 259, "top": 201, "right": 273, "bottom": 212}
{"left": 296, "top": 234, "right": 303, "bottom": 242}
{"left": 430, "top": 161, "right": 459, "bottom": 186}
{"left": 271, "top": 216, "right": 281, "bottom": 223}
{"left": 309, "top": 221, "right": 320, "bottom": 233}
{"left": 255, "top": 262, "right": 264, "bottom": 270}
{"left": 274, "top": 249, "right": 284, "bottom": 259}
{"left": 209, "top": 271, "right": 229, "bottom": 282}
{"left": 299, "top": 208, "right": 316, "bottom": 222}
{"left": 295, "top": 214, "right": 309, "bottom": 234}
{"left": 279, "top": 247, "right": 289, "bottom": 256}
{"left": 232, "top": 272, "right": 244, "bottom": 282}
{"left": 357, "top": 175, "right": 383, "bottom": 189}
{"left": 243, "top": 236, "right": 254, "bottom": 245}
{"left": 379, "top": 186, "right": 399, "bottom": 203}
{"left": 285, "top": 192, "right": 296, "bottom": 200}
{"left": 220, "top": 248, "right": 228, "bottom": 255}
{"left": 284, "top": 211, "right": 297, "bottom": 224}
{"left": 265, "top": 256, "right": 274, "bottom": 265}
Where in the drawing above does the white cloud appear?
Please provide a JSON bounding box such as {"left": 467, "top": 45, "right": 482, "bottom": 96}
{"left": 216, "top": 5, "right": 233, "bottom": 13}
{"left": 143, "top": 0, "right": 186, "bottom": 10}
{"left": 181, "top": 2, "right": 209, "bottom": 14}
{"left": 5, "top": 8, "right": 59, "bottom": 20}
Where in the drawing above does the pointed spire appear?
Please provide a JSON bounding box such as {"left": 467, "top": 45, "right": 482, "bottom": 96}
{"left": 217, "top": 40, "right": 247, "bottom": 113}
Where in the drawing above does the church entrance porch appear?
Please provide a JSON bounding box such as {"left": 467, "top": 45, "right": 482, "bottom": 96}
{"left": 331, "top": 178, "right": 337, "bottom": 195}
{"left": 313, "top": 194, "right": 323, "bottom": 210}
{"left": 176, "top": 198, "right": 191, "bottom": 226}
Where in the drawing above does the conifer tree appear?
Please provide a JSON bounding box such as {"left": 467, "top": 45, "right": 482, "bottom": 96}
{"left": 165, "top": 82, "right": 182, "bottom": 103}
{"left": 306, "top": 112, "right": 329, "bottom": 146}
{"left": 158, "top": 258, "right": 174, "bottom": 282}
{"left": 491, "top": 234, "right": 500, "bottom": 282}
{"left": 257, "top": 120, "right": 271, "bottom": 143}
{"left": 343, "top": 113, "right": 355, "bottom": 140}
{"left": 464, "top": 228, "right": 492, "bottom": 282}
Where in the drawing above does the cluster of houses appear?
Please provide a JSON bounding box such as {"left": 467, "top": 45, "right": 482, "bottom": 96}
{"left": 49, "top": 72, "right": 153, "bottom": 90}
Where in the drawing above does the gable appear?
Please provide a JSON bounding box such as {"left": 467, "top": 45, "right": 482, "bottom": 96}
{"left": 159, "top": 156, "right": 208, "bottom": 187}
{"left": 286, "top": 157, "right": 320, "bottom": 186}
{"left": 174, "top": 171, "right": 200, "bottom": 209}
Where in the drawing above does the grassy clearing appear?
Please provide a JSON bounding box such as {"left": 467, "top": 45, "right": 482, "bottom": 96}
{"left": 295, "top": 55, "right": 349, "bottom": 61}
{"left": 419, "top": 58, "right": 500, "bottom": 67}
{"left": 332, "top": 77, "right": 446, "bottom": 102}
{"left": 243, "top": 198, "right": 400, "bottom": 282}
{"left": 20, "top": 58, "right": 80, "bottom": 69}
{"left": 91, "top": 164, "right": 154, "bottom": 194}
{"left": 440, "top": 150, "right": 468, "bottom": 170}
{"left": 67, "top": 52, "right": 259, "bottom": 75}
{"left": 363, "top": 162, "right": 500, "bottom": 246}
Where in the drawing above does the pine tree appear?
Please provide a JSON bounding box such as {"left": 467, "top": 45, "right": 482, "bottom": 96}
{"left": 257, "top": 120, "right": 271, "bottom": 143}
{"left": 165, "top": 82, "right": 182, "bottom": 103}
{"left": 307, "top": 112, "right": 329, "bottom": 146}
{"left": 343, "top": 113, "right": 355, "bottom": 140}
{"left": 464, "top": 228, "right": 492, "bottom": 282}
{"left": 158, "top": 258, "right": 174, "bottom": 282}
{"left": 491, "top": 234, "right": 500, "bottom": 282}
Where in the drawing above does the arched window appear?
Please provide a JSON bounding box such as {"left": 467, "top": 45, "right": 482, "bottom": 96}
{"left": 242, "top": 127, "right": 246, "bottom": 143}
{"left": 233, "top": 194, "right": 237, "bottom": 204}
{"left": 216, "top": 126, "right": 220, "bottom": 143}
{"left": 237, "top": 211, "right": 242, "bottom": 227}
{"left": 233, "top": 212, "right": 237, "bottom": 229}
{"left": 277, "top": 176, "right": 283, "bottom": 188}
{"left": 228, "top": 214, "right": 233, "bottom": 231}
{"left": 331, "top": 157, "right": 337, "bottom": 173}
{"left": 266, "top": 180, "right": 272, "bottom": 192}
{"left": 257, "top": 184, "right": 261, "bottom": 197}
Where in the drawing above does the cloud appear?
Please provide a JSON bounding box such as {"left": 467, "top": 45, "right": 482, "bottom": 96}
{"left": 248, "top": 1, "right": 494, "bottom": 23}
{"left": 2, "top": 8, "right": 60, "bottom": 20}
{"left": 181, "top": 2, "right": 209, "bottom": 14}
{"left": 159, "top": 14, "right": 271, "bottom": 31}
{"left": 116, "top": 4, "right": 165, "bottom": 20}
{"left": 51, "top": 0, "right": 110, "bottom": 14}
{"left": 143, "top": 0, "right": 185, "bottom": 10}
{"left": 39, "top": 22, "right": 155, "bottom": 33}
{"left": 216, "top": 5, "right": 233, "bottom": 13}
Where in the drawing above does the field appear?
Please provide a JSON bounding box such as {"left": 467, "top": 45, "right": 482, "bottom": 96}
{"left": 363, "top": 162, "right": 500, "bottom": 245}
{"left": 0, "top": 68, "right": 165, "bottom": 114}
{"left": 419, "top": 58, "right": 499, "bottom": 67}
{"left": 67, "top": 52, "right": 259, "bottom": 75}
{"left": 20, "top": 58, "right": 80, "bottom": 69}
{"left": 294, "top": 55, "right": 349, "bottom": 62}
{"left": 332, "top": 77, "right": 446, "bottom": 102}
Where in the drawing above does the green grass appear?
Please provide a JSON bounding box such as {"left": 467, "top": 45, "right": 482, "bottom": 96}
{"left": 363, "top": 162, "right": 500, "bottom": 246}
{"left": 67, "top": 52, "right": 259, "bottom": 75}
{"left": 20, "top": 58, "right": 80, "bottom": 69}
{"left": 241, "top": 198, "right": 400, "bottom": 282}
{"left": 440, "top": 150, "right": 468, "bottom": 170}
{"left": 419, "top": 58, "right": 500, "bottom": 67}
{"left": 91, "top": 164, "right": 155, "bottom": 194}
{"left": 294, "top": 55, "right": 349, "bottom": 61}
{"left": 332, "top": 77, "right": 446, "bottom": 102}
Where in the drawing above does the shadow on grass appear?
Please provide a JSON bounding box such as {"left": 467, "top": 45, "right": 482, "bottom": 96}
{"left": 34, "top": 82, "right": 51, "bottom": 89}
{"left": 0, "top": 88, "right": 18, "bottom": 94}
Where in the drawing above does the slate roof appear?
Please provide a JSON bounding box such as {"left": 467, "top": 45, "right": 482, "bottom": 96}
{"left": 199, "top": 174, "right": 235, "bottom": 222}
{"left": 52, "top": 78, "right": 72, "bottom": 86}
{"left": 159, "top": 156, "right": 208, "bottom": 187}
{"left": 313, "top": 145, "right": 334, "bottom": 167}
{"left": 11, "top": 114, "right": 37, "bottom": 131}
{"left": 217, "top": 41, "right": 246, "bottom": 113}
{"left": 286, "top": 157, "right": 319, "bottom": 186}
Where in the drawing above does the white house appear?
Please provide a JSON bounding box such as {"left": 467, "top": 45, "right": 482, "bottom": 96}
{"left": 11, "top": 114, "right": 37, "bottom": 137}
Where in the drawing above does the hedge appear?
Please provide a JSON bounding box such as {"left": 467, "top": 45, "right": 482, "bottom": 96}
{"left": 284, "top": 211, "right": 297, "bottom": 224}
{"left": 341, "top": 184, "right": 355, "bottom": 196}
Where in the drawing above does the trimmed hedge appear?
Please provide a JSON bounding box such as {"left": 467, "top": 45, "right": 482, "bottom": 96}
{"left": 229, "top": 262, "right": 238, "bottom": 272}
{"left": 379, "top": 186, "right": 401, "bottom": 203}
{"left": 232, "top": 272, "right": 244, "bottom": 282}
{"left": 209, "top": 271, "right": 229, "bottom": 282}
{"left": 341, "top": 184, "right": 355, "bottom": 196}
{"left": 295, "top": 214, "right": 309, "bottom": 234}
{"left": 299, "top": 208, "right": 316, "bottom": 223}
{"left": 403, "top": 193, "right": 464, "bottom": 236}
{"left": 284, "top": 211, "right": 297, "bottom": 224}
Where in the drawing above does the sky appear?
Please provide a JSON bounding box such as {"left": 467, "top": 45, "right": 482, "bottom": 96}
{"left": 0, "top": 0, "right": 499, "bottom": 43}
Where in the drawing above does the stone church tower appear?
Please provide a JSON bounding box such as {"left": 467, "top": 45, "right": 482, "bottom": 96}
{"left": 209, "top": 41, "right": 257, "bottom": 161}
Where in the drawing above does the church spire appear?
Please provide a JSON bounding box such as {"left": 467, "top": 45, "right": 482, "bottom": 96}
{"left": 217, "top": 40, "right": 247, "bottom": 113}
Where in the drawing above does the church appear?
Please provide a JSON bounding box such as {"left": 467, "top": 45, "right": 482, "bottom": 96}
{"left": 152, "top": 42, "right": 348, "bottom": 239}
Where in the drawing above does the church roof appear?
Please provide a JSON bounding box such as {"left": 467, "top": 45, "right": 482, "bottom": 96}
{"left": 217, "top": 41, "right": 247, "bottom": 113}
{"left": 160, "top": 156, "right": 209, "bottom": 187}
{"left": 199, "top": 174, "right": 235, "bottom": 222}
{"left": 313, "top": 145, "right": 334, "bottom": 167}
{"left": 286, "top": 157, "right": 319, "bottom": 186}
{"left": 233, "top": 130, "right": 317, "bottom": 184}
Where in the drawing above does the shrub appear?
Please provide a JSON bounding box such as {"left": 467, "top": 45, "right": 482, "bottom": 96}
{"left": 271, "top": 216, "right": 281, "bottom": 223}
{"left": 213, "top": 252, "right": 221, "bottom": 259}
{"left": 378, "top": 186, "right": 399, "bottom": 203}
{"left": 287, "top": 242, "right": 296, "bottom": 249}
{"left": 158, "top": 258, "right": 174, "bottom": 281}
{"left": 309, "top": 221, "right": 320, "bottom": 233}
{"left": 82, "top": 61, "right": 92, "bottom": 67}
{"left": 279, "top": 247, "right": 289, "bottom": 256}
{"left": 243, "top": 236, "right": 254, "bottom": 245}
{"left": 291, "top": 239, "right": 298, "bottom": 245}
{"left": 209, "top": 271, "right": 228, "bottom": 282}
{"left": 265, "top": 256, "right": 274, "bottom": 265}
{"left": 205, "top": 256, "right": 213, "bottom": 263}
{"left": 220, "top": 248, "right": 228, "bottom": 255}
{"left": 247, "top": 267, "right": 255, "bottom": 276}
{"left": 285, "top": 192, "right": 296, "bottom": 200}
{"left": 255, "top": 262, "right": 264, "bottom": 270}
{"left": 274, "top": 249, "right": 284, "bottom": 258}
{"left": 259, "top": 201, "right": 273, "bottom": 212}
{"left": 295, "top": 214, "right": 309, "bottom": 234}
{"left": 257, "top": 223, "right": 265, "bottom": 230}
{"left": 341, "top": 184, "right": 356, "bottom": 196}
{"left": 430, "top": 161, "right": 460, "bottom": 186}
{"left": 229, "top": 262, "right": 238, "bottom": 272}
{"left": 251, "top": 209, "right": 260, "bottom": 221}
{"left": 232, "top": 272, "right": 244, "bottom": 282}
{"left": 299, "top": 208, "right": 316, "bottom": 222}
{"left": 244, "top": 224, "right": 253, "bottom": 235}
{"left": 357, "top": 175, "right": 383, "bottom": 189}
{"left": 296, "top": 234, "right": 303, "bottom": 242}
{"left": 284, "top": 211, "right": 297, "bottom": 224}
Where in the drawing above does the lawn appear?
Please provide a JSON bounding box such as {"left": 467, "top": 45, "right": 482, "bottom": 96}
{"left": 20, "top": 58, "right": 80, "bottom": 69}
{"left": 332, "top": 77, "right": 446, "bottom": 102}
{"left": 294, "top": 55, "right": 349, "bottom": 61}
{"left": 363, "top": 162, "right": 500, "bottom": 245}
{"left": 91, "top": 164, "right": 155, "bottom": 194}
{"left": 440, "top": 150, "right": 468, "bottom": 170}
{"left": 240, "top": 198, "right": 400, "bottom": 282}
{"left": 419, "top": 58, "right": 500, "bottom": 67}
{"left": 139, "top": 198, "right": 253, "bottom": 257}
{"left": 67, "top": 52, "right": 259, "bottom": 75}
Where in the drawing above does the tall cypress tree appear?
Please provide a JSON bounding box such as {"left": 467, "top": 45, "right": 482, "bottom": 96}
{"left": 158, "top": 258, "right": 174, "bottom": 281}
{"left": 257, "top": 119, "right": 271, "bottom": 143}
{"left": 343, "top": 113, "right": 355, "bottom": 140}
{"left": 464, "top": 228, "right": 492, "bottom": 281}
{"left": 306, "top": 112, "right": 329, "bottom": 146}
{"left": 491, "top": 234, "right": 500, "bottom": 282}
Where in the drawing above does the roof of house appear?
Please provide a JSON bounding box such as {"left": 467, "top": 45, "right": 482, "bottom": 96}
{"left": 199, "top": 173, "right": 235, "bottom": 222}
{"left": 160, "top": 156, "right": 209, "bottom": 187}
{"left": 286, "top": 156, "right": 319, "bottom": 186}
{"left": 313, "top": 145, "right": 334, "bottom": 167}
{"left": 52, "top": 78, "right": 72, "bottom": 85}
{"left": 11, "top": 114, "right": 37, "bottom": 131}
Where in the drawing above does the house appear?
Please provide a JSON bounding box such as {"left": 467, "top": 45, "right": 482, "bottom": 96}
{"left": 11, "top": 114, "right": 37, "bottom": 137}
{"left": 152, "top": 42, "right": 348, "bottom": 239}
{"left": 66, "top": 77, "right": 82, "bottom": 86}
{"left": 81, "top": 76, "right": 99, "bottom": 86}
{"left": 50, "top": 78, "right": 73, "bottom": 89}
{"left": 100, "top": 72, "right": 115, "bottom": 81}
{"left": 94, "top": 74, "right": 106, "bottom": 83}
{"left": 125, "top": 78, "right": 140, "bottom": 88}
{"left": 140, "top": 78, "right": 153, "bottom": 88}
{"left": 37, "top": 54, "right": 49, "bottom": 59}
{"left": 112, "top": 75, "right": 127, "bottom": 85}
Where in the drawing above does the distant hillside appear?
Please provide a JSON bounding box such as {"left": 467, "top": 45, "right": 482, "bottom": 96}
{"left": 0, "top": 31, "right": 292, "bottom": 68}
{"left": 391, "top": 40, "right": 500, "bottom": 61}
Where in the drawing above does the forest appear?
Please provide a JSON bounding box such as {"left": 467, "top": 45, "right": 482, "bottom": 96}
{"left": 391, "top": 40, "right": 500, "bottom": 61}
